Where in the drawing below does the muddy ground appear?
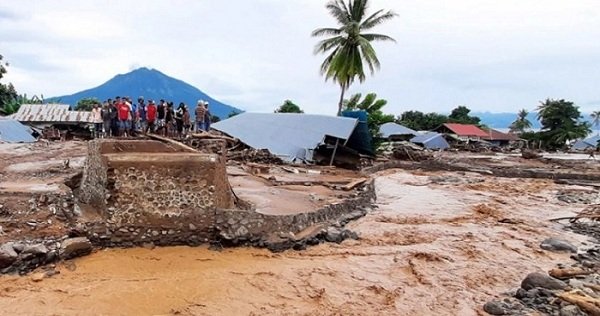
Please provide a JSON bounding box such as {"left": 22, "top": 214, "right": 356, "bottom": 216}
{"left": 1, "top": 161, "right": 596, "bottom": 315}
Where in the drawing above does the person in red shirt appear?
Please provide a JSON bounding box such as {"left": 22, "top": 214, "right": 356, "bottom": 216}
{"left": 146, "top": 100, "right": 157, "bottom": 134}
{"left": 116, "top": 96, "right": 130, "bottom": 137}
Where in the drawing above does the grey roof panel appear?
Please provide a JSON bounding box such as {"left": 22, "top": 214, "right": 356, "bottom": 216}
{"left": 212, "top": 113, "right": 358, "bottom": 161}
{"left": 379, "top": 122, "right": 416, "bottom": 137}
{"left": 0, "top": 118, "right": 36, "bottom": 143}
{"left": 410, "top": 132, "right": 449, "bottom": 149}
{"left": 11, "top": 104, "right": 94, "bottom": 123}
{"left": 572, "top": 136, "right": 600, "bottom": 150}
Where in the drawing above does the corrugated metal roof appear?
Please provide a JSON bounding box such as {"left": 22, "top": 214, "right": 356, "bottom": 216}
{"left": 482, "top": 129, "right": 522, "bottom": 141}
{"left": 213, "top": 113, "right": 358, "bottom": 162}
{"left": 442, "top": 123, "right": 488, "bottom": 137}
{"left": 572, "top": 135, "right": 600, "bottom": 150}
{"left": 410, "top": 132, "right": 449, "bottom": 150}
{"left": 379, "top": 122, "right": 416, "bottom": 138}
{"left": 11, "top": 104, "right": 94, "bottom": 123}
{"left": 0, "top": 118, "right": 36, "bottom": 143}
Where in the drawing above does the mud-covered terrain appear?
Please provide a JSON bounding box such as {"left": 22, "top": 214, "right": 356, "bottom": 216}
{"left": 1, "top": 168, "right": 594, "bottom": 315}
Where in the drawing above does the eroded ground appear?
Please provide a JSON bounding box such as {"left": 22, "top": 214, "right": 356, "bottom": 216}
{"left": 0, "top": 168, "right": 593, "bottom": 315}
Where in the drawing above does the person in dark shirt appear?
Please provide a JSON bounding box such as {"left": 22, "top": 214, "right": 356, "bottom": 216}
{"left": 165, "top": 102, "right": 175, "bottom": 137}
{"left": 137, "top": 96, "right": 146, "bottom": 133}
{"left": 101, "top": 102, "right": 112, "bottom": 138}
{"left": 109, "top": 98, "right": 119, "bottom": 137}
{"left": 175, "top": 102, "right": 185, "bottom": 138}
{"left": 157, "top": 99, "right": 166, "bottom": 136}
{"left": 204, "top": 102, "right": 212, "bottom": 131}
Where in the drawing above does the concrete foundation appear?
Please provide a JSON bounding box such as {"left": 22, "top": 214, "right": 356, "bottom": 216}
{"left": 76, "top": 139, "right": 373, "bottom": 250}
{"left": 79, "top": 139, "right": 233, "bottom": 228}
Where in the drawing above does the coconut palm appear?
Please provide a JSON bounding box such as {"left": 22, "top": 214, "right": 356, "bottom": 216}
{"left": 312, "top": 0, "right": 397, "bottom": 115}
{"left": 342, "top": 92, "right": 394, "bottom": 137}
{"left": 509, "top": 109, "right": 533, "bottom": 134}
{"left": 591, "top": 110, "right": 600, "bottom": 136}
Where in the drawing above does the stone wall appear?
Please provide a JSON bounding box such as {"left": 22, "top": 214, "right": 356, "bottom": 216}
{"left": 84, "top": 180, "right": 375, "bottom": 248}
{"left": 78, "top": 140, "right": 108, "bottom": 208}
{"left": 214, "top": 181, "right": 376, "bottom": 244}
{"left": 76, "top": 139, "right": 376, "bottom": 250}
{"left": 78, "top": 139, "right": 235, "bottom": 247}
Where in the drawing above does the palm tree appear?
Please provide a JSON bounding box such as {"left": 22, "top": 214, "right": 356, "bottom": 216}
{"left": 591, "top": 110, "right": 600, "bottom": 136}
{"left": 342, "top": 92, "right": 394, "bottom": 137}
{"left": 312, "top": 0, "right": 397, "bottom": 115}
{"left": 509, "top": 108, "right": 532, "bottom": 134}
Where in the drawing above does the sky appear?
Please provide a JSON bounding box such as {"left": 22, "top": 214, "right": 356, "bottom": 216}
{"left": 1, "top": 0, "right": 600, "bottom": 115}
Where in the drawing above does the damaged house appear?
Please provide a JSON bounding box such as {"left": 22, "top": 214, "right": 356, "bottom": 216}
{"left": 212, "top": 112, "right": 369, "bottom": 167}
{"left": 481, "top": 129, "right": 524, "bottom": 147}
{"left": 0, "top": 117, "right": 37, "bottom": 143}
{"left": 436, "top": 123, "right": 490, "bottom": 148}
{"left": 11, "top": 104, "right": 94, "bottom": 140}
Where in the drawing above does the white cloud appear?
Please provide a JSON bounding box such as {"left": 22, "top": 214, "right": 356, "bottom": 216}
{"left": 1, "top": 0, "right": 600, "bottom": 115}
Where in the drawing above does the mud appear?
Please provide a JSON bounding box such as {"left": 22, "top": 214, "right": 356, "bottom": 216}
{"left": 0, "top": 169, "right": 591, "bottom": 315}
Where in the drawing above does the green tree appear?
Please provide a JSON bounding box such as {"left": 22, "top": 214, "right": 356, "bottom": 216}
{"left": 509, "top": 109, "right": 533, "bottom": 134}
{"left": 75, "top": 97, "right": 100, "bottom": 111}
{"left": 591, "top": 110, "right": 600, "bottom": 136}
{"left": 0, "top": 54, "right": 18, "bottom": 114}
{"left": 397, "top": 110, "right": 448, "bottom": 131}
{"left": 448, "top": 105, "right": 481, "bottom": 125}
{"left": 1, "top": 93, "right": 44, "bottom": 115}
{"left": 312, "top": 0, "right": 397, "bottom": 115}
{"left": 275, "top": 100, "right": 304, "bottom": 113}
{"left": 537, "top": 98, "right": 591, "bottom": 149}
{"left": 342, "top": 92, "right": 394, "bottom": 137}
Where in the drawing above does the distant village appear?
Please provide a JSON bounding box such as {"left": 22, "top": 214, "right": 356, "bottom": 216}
{"left": 1, "top": 100, "right": 597, "bottom": 168}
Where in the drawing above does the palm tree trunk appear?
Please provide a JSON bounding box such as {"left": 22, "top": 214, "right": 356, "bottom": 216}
{"left": 337, "top": 84, "right": 347, "bottom": 116}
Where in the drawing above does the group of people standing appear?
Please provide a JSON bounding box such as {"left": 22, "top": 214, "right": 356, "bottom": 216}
{"left": 90, "top": 97, "right": 212, "bottom": 138}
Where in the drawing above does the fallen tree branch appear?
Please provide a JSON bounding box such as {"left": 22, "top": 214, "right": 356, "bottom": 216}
{"left": 558, "top": 290, "right": 600, "bottom": 315}
{"left": 342, "top": 178, "right": 368, "bottom": 191}
{"left": 190, "top": 132, "right": 237, "bottom": 143}
{"left": 549, "top": 267, "right": 593, "bottom": 279}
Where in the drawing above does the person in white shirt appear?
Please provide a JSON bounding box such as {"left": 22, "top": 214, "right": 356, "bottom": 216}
{"left": 91, "top": 103, "right": 103, "bottom": 138}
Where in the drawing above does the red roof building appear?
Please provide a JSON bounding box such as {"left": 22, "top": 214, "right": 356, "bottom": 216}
{"left": 437, "top": 123, "right": 488, "bottom": 138}
{"left": 482, "top": 129, "right": 521, "bottom": 142}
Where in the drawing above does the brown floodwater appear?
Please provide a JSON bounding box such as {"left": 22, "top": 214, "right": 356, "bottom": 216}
{"left": 0, "top": 170, "right": 587, "bottom": 315}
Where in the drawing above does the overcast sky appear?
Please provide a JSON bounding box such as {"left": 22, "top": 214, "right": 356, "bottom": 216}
{"left": 1, "top": 0, "right": 599, "bottom": 115}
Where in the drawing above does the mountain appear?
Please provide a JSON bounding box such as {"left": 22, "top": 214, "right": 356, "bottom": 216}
{"left": 473, "top": 111, "right": 594, "bottom": 130}
{"left": 50, "top": 67, "right": 242, "bottom": 119}
{"left": 473, "top": 112, "right": 541, "bottom": 129}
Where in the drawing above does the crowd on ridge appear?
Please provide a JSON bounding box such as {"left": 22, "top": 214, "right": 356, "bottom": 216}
{"left": 89, "top": 96, "right": 212, "bottom": 138}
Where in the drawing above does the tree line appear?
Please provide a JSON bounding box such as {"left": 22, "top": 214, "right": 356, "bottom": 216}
{"left": 274, "top": 96, "right": 594, "bottom": 150}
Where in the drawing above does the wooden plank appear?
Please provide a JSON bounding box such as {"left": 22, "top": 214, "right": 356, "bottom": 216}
{"left": 146, "top": 133, "right": 199, "bottom": 153}
{"left": 342, "top": 178, "right": 368, "bottom": 191}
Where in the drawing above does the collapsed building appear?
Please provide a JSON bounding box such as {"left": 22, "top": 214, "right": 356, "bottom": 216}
{"left": 11, "top": 104, "right": 94, "bottom": 140}
{"left": 0, "top": 117, "right": 36, "bottom": 143}
{"left": 212, "top": 112, "right": 374, "bottom": 168}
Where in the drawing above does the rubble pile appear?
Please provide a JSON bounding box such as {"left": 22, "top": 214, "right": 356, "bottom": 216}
{"left": 484, "top": 237, "right": 600, "bottom": 315}
{"left": 227, "top": 148, "right": 283, "bottom": 164}
{"left": 486, "top": 203, "right": 600, "bottom": 315}
{"left": 557, "top": 190, "right": 600, "bottom": 204}
{"left": 0, "top": 237, "right": 92, "bottom": 274}
{"left": 522, "top": 149, "right": 543, "bottom": 159}
{"left": 377, "top": 141, "right": 432, "bottom": 161}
